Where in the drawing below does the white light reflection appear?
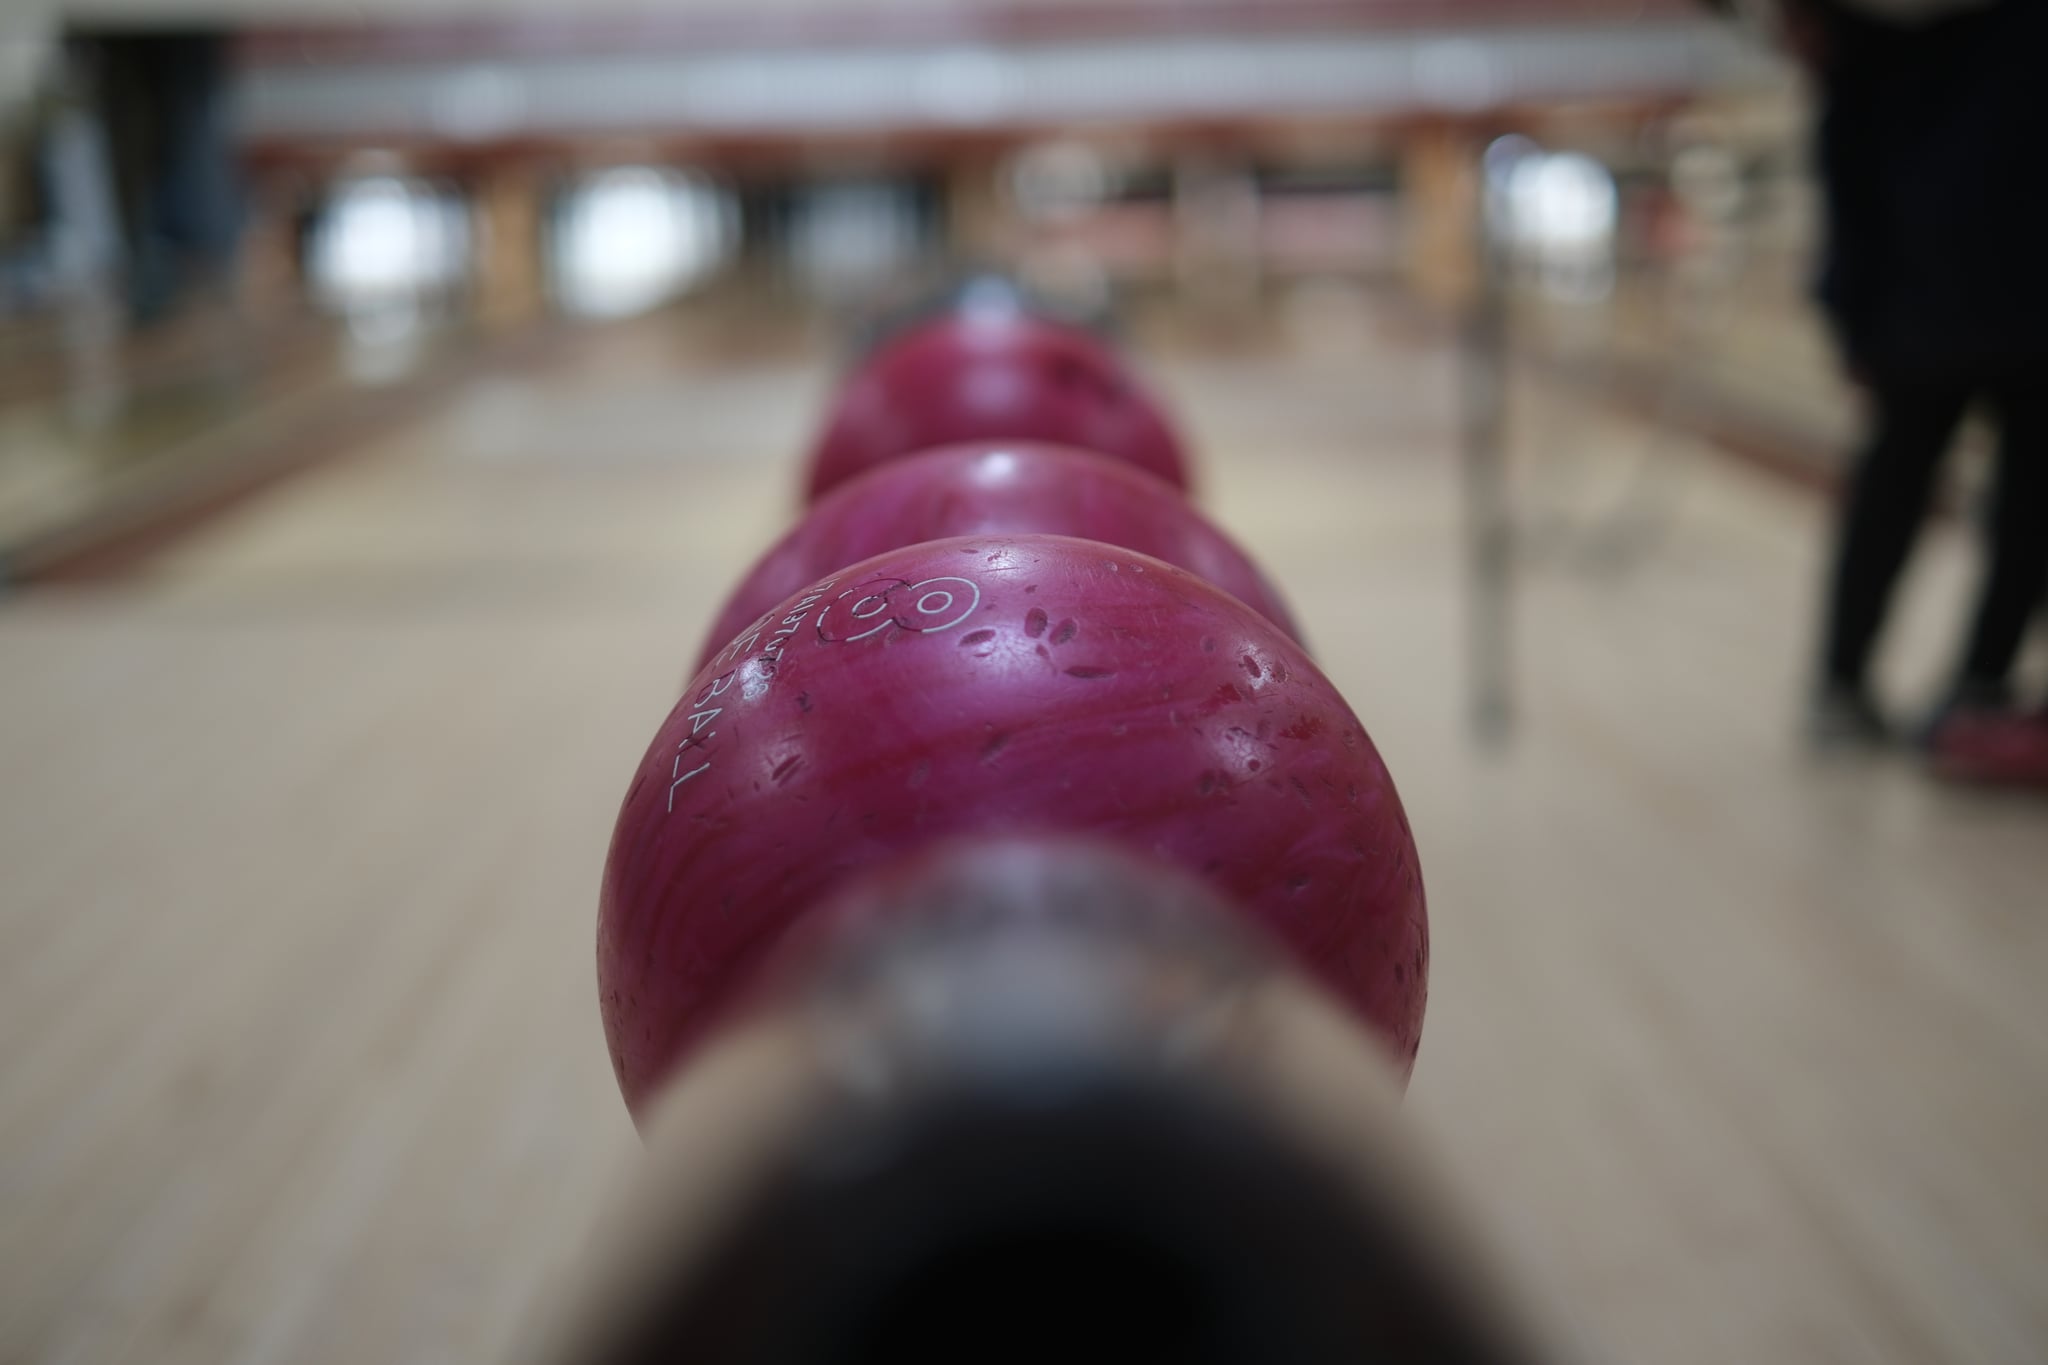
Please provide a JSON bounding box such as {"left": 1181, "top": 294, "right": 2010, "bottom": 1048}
{"left": 1505, "top": 152, "right": 1617, "bottom": 250}
{"left": 975, "top": 449, "right": 1021, "bottom": 482}
{"left": 309, "top": 176, "right": 470, "bottom": 312}
{"left": 1484, "top": 141, "right": 1619, "bottom": 304}
{"left": 552, "top": 167, "right": 732, "bottom": 320}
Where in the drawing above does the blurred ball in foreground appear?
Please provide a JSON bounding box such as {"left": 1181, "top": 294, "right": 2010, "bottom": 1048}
{"left": 553, "top": 840, "right": 1533, "bottom": 1365}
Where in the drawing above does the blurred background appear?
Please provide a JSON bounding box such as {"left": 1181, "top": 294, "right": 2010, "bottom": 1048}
{"left": 1, "top": 1, "right": 2043, "bottom": 1362}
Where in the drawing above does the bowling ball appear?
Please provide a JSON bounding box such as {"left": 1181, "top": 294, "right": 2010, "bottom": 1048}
{"left": 805, "top": 310, "right": 1190, "bottom": 501}
{"left": 599, "top": 534, "right": 1425, "bottom": 1120}
{"left": 694, "top": 442, "right": 1297, "bottom": 675}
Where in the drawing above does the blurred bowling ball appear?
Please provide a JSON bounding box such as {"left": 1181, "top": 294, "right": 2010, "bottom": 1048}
{"left": 600, "top": 534, "right": 1425, "bottom": 1120}
{"left": 695, "top": 442, "right": 1296, "bottom": 674}
{"left": 805, "top": 310, "right": 1190, "bottom": 501}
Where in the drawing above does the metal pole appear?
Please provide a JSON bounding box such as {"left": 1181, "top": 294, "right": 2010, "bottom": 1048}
{"left": 1461, "top": 149, "right": 1513, "bottom": 748}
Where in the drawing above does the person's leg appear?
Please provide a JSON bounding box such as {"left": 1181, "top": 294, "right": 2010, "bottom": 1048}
{"left": 1814, "top": 374, "right": 1971, "bottom": 739}
{"left": 1951, "top": 371, "right": 2048, "bottom": 697}
{"left": 1920, "top": 370, "right": 2048, "bottom": 784}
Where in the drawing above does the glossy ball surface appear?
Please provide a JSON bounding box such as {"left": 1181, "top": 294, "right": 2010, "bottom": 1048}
{"left": 600, "top": 536, "right": 1424, "bottom": 1118}
{"left": 697, "top": 442, "right": 1294, "bottom": 674}
{"left": 806, "top": 313, "right": 1189, "bottom": 500}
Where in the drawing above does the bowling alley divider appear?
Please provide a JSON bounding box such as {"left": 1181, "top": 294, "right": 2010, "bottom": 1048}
{"left": 551, "top": 277, "right": 1568, "bottom": 1360}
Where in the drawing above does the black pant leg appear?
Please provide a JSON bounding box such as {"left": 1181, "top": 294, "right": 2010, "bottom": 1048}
{"left": 1821, "top": 377, "right": 1973, "bottom": 690}
{"left": 1956, "top": 369, "right": 2048, "bottom": 690}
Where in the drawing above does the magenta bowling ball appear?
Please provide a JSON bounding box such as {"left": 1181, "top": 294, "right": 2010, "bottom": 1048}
{"left": 805, "top": 312, "right": 1190, "bottom": 501}
{"left": 696, "top": 442, "right": 1295, "bottom": 674}
{"left": 599, "top": 535, "right": 1426, "bottom": 1119}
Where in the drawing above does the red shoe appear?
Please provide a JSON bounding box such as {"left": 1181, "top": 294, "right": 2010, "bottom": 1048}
{"left": 1926, "top": 707, "right": 2048, "bottom": 787}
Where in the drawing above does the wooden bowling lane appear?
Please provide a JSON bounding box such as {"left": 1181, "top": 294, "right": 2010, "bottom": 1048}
{"left": 2, "top": 300, "right": 2045, "bottom": 1365}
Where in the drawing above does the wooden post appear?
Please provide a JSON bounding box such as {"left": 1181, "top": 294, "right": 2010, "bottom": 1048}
{"left": 1403, "top": 122, "right": 1483, "bottom": 316}
{"left": 942, "top": 152, "right": 1011, "bottom": 268}
{"left": 474, "top": 160, "right": 545, "bottom": 329}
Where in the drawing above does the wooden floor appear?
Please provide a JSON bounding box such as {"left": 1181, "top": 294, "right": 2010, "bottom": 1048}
{"left": 2, "top": 298, "right": 2044, "bottom": 1365}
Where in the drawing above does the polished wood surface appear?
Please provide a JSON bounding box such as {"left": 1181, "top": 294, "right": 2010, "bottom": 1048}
{"left": 2, "top": 302, "right": 2043, "bottom": 1364}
